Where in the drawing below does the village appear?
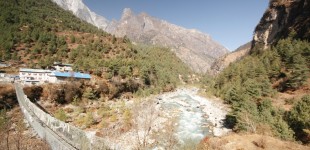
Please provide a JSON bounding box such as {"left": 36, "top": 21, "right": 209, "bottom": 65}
{"left": 0, "top": 61, "right": 91, "bottom": 85}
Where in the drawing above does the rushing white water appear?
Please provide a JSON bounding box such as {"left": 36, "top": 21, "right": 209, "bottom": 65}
{"left": 158, "top": 88, "right": 230, "bottom": 145}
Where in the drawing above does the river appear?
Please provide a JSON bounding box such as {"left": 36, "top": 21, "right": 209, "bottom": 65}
{"left": 156, "top": 88, "right": 230, "bottom": 146}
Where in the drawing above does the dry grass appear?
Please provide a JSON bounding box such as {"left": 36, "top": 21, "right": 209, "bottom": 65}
{"left": 0, "top": 107, "right": 50, "bottom": 150}
{"left": 271, "top": 78, "right": 310, "bottom": 111}
{"left": 253, "top": 137, "right": 267, "bottom": 149}
{"left": 199, "top": 133, "right": 309, "bottom": 150}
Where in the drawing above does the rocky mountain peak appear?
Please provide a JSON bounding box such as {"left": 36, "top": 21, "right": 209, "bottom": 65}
{"left": 52, "top": 2, "right": 229, "bottom": 73}
{"left": 121, "top": 8, "right": 134, "bottom": 19}
{"left": 106, "top": 8, "right": 229, "bottom": 73}
{"left": 51, "top": 0, "right": 109, "bottom": 29}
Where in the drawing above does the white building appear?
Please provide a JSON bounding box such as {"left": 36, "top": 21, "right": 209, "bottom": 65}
{"left": 19, "top": 68, "right": 91, "bottom": 85}
{"left": 53, "top": 62, "right": 73, "bottom": 72}
{"left": 19, "top": 68, "right": 52, "bottom": 84}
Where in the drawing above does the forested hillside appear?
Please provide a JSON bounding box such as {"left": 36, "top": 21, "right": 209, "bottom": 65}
{"left": 0, "top": 0, "right": 191, "bottom": 97}
{"left": 203, "top": 37, "right": 310, "bottom": 143}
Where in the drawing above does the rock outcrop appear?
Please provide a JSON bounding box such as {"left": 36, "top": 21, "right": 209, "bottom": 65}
{"left": 211, "top": 42, "right": 251, "bottom": 74}
{"left": 106, "top": 8, "right": 229, "bottom": 73}
{"left": 51, "top": 0, "right": 109, "bottom": 29}
{"left": 252, "top": 0, "right": 310, "bottom": 50}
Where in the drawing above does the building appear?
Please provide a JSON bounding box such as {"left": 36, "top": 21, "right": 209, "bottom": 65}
{"left": 19, "top": 68, "right": 91, "bottom": 85}
{"left": 19, "top": 68, "right": 52, "bottom": 84}
{"left": 49, "top": 71, "right": 91, "bottom": 83}
{"left": 53, "top": 62, "right": 73, "bottom": 72}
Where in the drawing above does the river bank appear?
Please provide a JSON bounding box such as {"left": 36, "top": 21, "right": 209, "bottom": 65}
{"left": 100, "top": 87, "right": 231, "bottom": 149}
{"left": 158, "top": 87, "right": 231, "bottom": 137}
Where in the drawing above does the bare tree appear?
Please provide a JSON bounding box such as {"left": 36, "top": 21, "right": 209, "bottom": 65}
{"left": 132, "top": 99, "right": 158, "bottom": 149}
{"left": 155, "top": 117, "right": 178, "bottom": 149}
{"left": 239, "top": 111, "right": 257, "bottom": 133}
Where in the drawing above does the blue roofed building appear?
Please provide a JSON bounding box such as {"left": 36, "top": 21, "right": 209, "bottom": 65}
{"left": 49, "top": 71, "right": 91, "bottom": 83}
{"left": 19, "top": 68, "right": 91, "bottom": 85}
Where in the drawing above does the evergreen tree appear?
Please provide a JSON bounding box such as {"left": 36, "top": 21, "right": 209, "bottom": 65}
{"left": 287, "top": 95, "right": 310, "bottom": 143}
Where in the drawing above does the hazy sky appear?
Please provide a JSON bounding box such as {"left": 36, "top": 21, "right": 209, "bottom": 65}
{"left": 83, "top": 0, "right": 269, "bottom": 51}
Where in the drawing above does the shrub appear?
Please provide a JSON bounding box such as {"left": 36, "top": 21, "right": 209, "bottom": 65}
{"left": 96, "top": 81, "right": 109, "bottom": 95}
{"left": 23, "top": 86, "right": 43, "bottom": 101}
{"left": 64, "top": 82, "right": 82, "bottom": 103}
{"left": 54, "top": 109, "right": 67, "bottom": 122}
{"left": 0, "top": 84, "right": 17, "bottom": 109}
{"left": 70, "top": 35, "right": 75, "bottom": 43}
{"left": 287, "top": 95, "right": 310, "bottom": 143}
{"left": 82, "top": 87, "right": 96, "bottom": 100}
{"left": 123, "top": 109, "right": 132, "bottom": 128}
{"left": 84, "top": 112, "right": 95, "bottom": 127}
{"left": 97, "top": 105, "right": 111, "bottom": 118}
{"left": 110, "top": 114, "right": 117, "bottom": 122}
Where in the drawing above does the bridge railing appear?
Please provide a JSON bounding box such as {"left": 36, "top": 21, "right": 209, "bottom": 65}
{"left": 15, "top": 83, "right": 110, "bottom": 150}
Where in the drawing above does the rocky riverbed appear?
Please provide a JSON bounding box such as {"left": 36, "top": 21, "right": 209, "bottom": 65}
{"left": 158, "top": 88, "right": 231, "bottom": 141}
{"left": 101, "top": 87, "right": 231, "bottom": 149}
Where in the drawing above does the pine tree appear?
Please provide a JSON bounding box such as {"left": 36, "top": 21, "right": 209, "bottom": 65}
{"left": 286, "top": 54, "right": 309, "bottom": 89}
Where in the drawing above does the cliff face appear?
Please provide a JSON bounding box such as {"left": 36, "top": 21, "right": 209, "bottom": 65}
{"left": 252, "top": 0, "right": 310, "bottom": 50}
{"left": 106, "top": 8, "right": 229, "bottom": 73}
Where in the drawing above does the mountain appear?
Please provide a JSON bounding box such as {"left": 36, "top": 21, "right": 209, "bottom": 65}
{"left": 0, "top": 0, "right": 192, "bottom": 96}
{"left": 51, "top": 0, "right": 109, "bottom": 30}
{"left": 106, "top": 8, "right": 229, "bottom": 73}
{"left": 210, "top": 42, "right": 251, "bottom": 74}
{"left": 252, "top": 0, "right": 310, "bottom": 50}
{"left": 50, "top": 1, "right": 229, "bottom": 73}
{"left": 206, "top": 0, "right": 310, "bottom": 144}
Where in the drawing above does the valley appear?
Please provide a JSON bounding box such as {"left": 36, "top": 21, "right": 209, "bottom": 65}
{"left": 0, "top": 0, "right": 309, "bottom": 150}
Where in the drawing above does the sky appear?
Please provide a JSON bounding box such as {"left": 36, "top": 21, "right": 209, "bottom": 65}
{"left": 83, "top": 0, "right": 269, "bottom": 51}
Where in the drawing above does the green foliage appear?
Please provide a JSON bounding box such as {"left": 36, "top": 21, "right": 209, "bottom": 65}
{"left": 119, "top": 66, "right": 131, "bottom": 78}
{"left": 83, "top": 87, "right": 96, "bottom": 100}
{"left": 110, "top": 114, "right": 117, "bottom": 122}
{"left": 123, "top": 108, "right": 132, "bottom": 128}
{"left": 54, "top": 109, "right": 67, "bottom": 122}
{"left": 275, "top": 39, "right": 310, "bottom": 90}
{"left": 98, "top": 105, "right": 112, "bottom": 118}
{"left": 133, "top": 45, "right": 191, "bottom": 93}
{"left": 78, "top": 112, "right": 95, "bottom": 128}
{"left": 0, "top": 0, "right": 107, "bottom": 61}
{"left": 70, "top": 35, "right": 76, "bottom": 43}
{"left": 85, "top": 112, "right": 95, "bottom": 127}
{"left": 0, "top": 0, "right": 192, "bottom": 99}
{"left": 0, "top": 109, "right": 9, "bottom": 129}
{"left": 287, "top": 95, "right": 310, "bottom": 143}
{"left": 210, "top": 38, "right": 309, "bottom": 140}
